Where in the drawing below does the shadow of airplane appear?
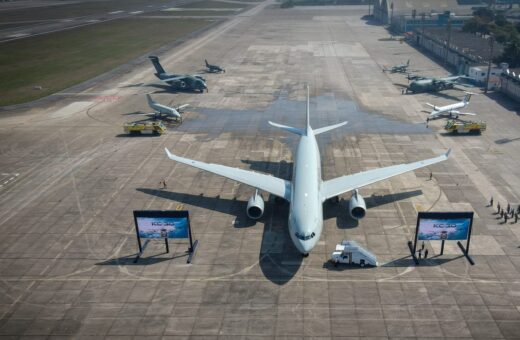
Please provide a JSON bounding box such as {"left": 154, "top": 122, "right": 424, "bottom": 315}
{"left": 495, "top": 137, "right": 520, "bottom": 144}
{"left": 147, "top": 83, "right": 207, "bottom": 94}
{"left": 136, "top": 188, "right": 258, "bottom": 228}
{"left": 241, "top": 159, "right": 293, "bottom": 180}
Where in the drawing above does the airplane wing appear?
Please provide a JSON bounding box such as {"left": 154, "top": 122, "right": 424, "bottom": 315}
{"left": 161, "top": 76, "right": 186, "bottom": 83}
{"left": 458, "top": 112, "right": 477, "bottom": 116}
{"left": 165, "top": 148, "right": 291, "bottom": 201}
{"left": 320, "top": 149, "right": 451, "bottom": 201}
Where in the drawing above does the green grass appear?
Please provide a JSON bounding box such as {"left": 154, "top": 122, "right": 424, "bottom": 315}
{"left": 180, "top": 0, "right": 250, "bottom": 8}
{"left": 0, "top": 18, "right": 213, "bottom": 106}
{"left": 0, "top": 0, "right": 174, "bottom": 22}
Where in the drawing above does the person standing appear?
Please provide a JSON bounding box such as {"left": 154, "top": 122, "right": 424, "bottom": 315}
{"left": 490, "top": 196, "right": 493, "bottom": 207}
{"left": 424, "top": 249, "right": 429, "bottom": 259}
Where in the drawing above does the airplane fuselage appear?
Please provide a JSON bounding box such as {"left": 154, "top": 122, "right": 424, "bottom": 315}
{"left": 288, "top": 129, "right": 323, "bottom": 254}
{"left": 149, "top": 102, "right": 179, "bottom": 118}
{"left": 430, "top": 97, "right": 470, "bottom": 119}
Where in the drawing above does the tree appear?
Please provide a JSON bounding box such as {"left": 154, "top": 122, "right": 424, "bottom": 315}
{"left": 497, "top": 37, "right": 520, "bottom": 67}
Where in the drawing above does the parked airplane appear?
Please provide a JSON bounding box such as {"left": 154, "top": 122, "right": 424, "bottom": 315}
{"left": 406, "top": 75, "right": 461, "bottom": 93}
{"left": 425, "top": 92, "right": 476, "bottom": 120}
{"left": 148, "top": 56, "right": 207, "bottom": 92}
{"left": 142, "top": 94, "right": 188, "bottom": 121}
{"left": 383, "top": 60, "right": 410, "bottom": 73}
{"left": 164, "top": 86, "right": 451, "bottom": 256}
{"left": 205, "top": 59, "right": 225, "bottom": 73}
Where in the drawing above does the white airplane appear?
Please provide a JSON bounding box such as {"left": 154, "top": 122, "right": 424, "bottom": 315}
{"left": 143, "top": 94, "right": 188, "bottom": 121}
{"left": 165, "top": 86, "right": 451, "bottom": 256}
{"left": 426, "top": 92, "right": 476, "bottom": 120}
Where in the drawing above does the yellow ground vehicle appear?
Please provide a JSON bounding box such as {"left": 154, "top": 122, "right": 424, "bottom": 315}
{"left": 444, "top": 120, "right": 486, "bottom": 134}
{"left": 124, "top": 121, "right": 166, "bottom": 135}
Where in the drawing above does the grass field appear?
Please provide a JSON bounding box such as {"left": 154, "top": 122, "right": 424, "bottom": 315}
{"left": 0, "top": 18, "right": 213, "bottom": 106}
{"left": 180, "top": 0, "right": 250, "bottom": 8}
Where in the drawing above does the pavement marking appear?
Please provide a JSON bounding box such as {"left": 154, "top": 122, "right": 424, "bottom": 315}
{"left": 50, "top": 101, "right": 93, "bottom": 118}
{"left": 0, "top": 173, "right": 19, "bottom": 189}
{"left": 6, "top": 33, "right": 30, "bottom": 38}
{"left": 108, "top": 10, "right": 124, "bottom": 14}
{"left": 130, "top": 11, "right": 143, "bottom": 15}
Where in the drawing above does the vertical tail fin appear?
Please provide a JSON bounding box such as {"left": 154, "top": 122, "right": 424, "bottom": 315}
{"left": 146, "top": 94, "right": 154, "bottom": 106}
{"left": 463, "top": 92, "right": 472, "bottom": 104}
{"left": 148, "top": 56, "right": 166, "bottom": 75}
{"left": 306, "top": 85, "right": 310, "bottom": 135}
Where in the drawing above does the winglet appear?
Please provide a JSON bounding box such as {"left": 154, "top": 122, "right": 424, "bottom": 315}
{"left": 165, "top": 147, "right": 174, "bottom": 160}
{"left": 306, "top": 85, "right": 310, "bottom": 135}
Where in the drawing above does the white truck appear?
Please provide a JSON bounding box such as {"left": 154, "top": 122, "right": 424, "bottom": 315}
{"left": 331, "top": 240, "right": 378, "bottom": 267}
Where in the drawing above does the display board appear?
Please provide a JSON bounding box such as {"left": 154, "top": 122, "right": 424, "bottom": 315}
{"left": 132, "top": 210, "right": 198, "bottom": 263}
{"left": 409, "top": 211, "right": 475, "bottom": 265}
{"left": 135, "top": 216, "right": 189, "bottom": 239}
{"left": 417, "top": 216, "right": 471, "bottom": 241}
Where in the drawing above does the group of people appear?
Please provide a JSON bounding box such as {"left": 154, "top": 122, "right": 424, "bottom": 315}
{"left": 490, "top": 197, "right": 519, "bottom": 224}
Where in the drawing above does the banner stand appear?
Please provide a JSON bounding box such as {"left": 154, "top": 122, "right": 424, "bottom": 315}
{"left": 409, "top": 211, "right": 475, "bottom": 266}
{"left": 133, "top": 210, "right": 199, "bottom": 264}
{"left": 457, "top": 241, "right": 474, "bottom": 265}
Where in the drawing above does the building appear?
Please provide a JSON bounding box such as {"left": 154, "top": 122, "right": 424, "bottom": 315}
{"left": 372, "top": 0, "right": 481, "bottom": 25}
{"left": 501, "top": 68, "right": 520, "bottom": 102}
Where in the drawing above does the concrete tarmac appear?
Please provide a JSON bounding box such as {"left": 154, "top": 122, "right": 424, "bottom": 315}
{"left": 0, "top": 3, "right": 520, "bottom": 338}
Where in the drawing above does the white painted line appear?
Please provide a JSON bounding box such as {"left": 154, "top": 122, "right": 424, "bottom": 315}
{"left": 130, "top": 11, "right": 143, "bottom": 15}
{"left": 7, "top": 33, "right": 30, "bottom": 38}
{"left": 86, "top": 19, "right": 100, "bottom": 23}
{"left": 108, "top": 10, "right": 124, "bottom": 14}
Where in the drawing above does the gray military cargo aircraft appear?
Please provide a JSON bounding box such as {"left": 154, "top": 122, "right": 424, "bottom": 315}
{"left": 148, "top": 56, "right": 207, "bottom": 92}
{"left": 165, "top": 86, "right": 450, "bottom": 255}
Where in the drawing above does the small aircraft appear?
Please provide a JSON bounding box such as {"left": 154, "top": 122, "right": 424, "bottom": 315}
{"left": 205, "top": 59, "right": 225, "bottom": 73}
{"left": 148, "top": 56, "right": 207, "bottom": 92}
{"left": 425, "top": 92, "right": 476, "bottom": 120}
{"left": 383, "top": 60, "right": 410, "bottom": 73}
{"left": 141, "top": 94, "right": 188, "bottom": 121}
{"left": 164, "top": 86, "right": 450, "bottom": 256}
{"left": 406, "top": 75, "right": 462, "bottom": 93}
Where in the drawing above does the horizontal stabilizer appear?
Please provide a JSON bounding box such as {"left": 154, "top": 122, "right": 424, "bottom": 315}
{"left": 268, "top": 121, "right": 305, "bottom": 136}
{"left": 425, "top": 103, "right": 436, "bottom": 109}
{"left": 313, "top": 121, "right": 348, "bottom": 135}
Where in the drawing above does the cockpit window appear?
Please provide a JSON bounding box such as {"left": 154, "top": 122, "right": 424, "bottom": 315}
{"left": 295, "top": 232, "right": 315, "bottom": 241}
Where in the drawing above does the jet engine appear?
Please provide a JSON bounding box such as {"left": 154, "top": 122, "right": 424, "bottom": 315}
{"left": 247, "top": 191, "right": 264, "bottom": 219}
{"left": 348, "top": 190, "right": 366, "bottom": 219}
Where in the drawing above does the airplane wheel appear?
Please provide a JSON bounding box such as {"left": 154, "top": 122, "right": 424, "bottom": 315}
{"left": 303, "top": 253, "right": 309, "bottom": 257}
